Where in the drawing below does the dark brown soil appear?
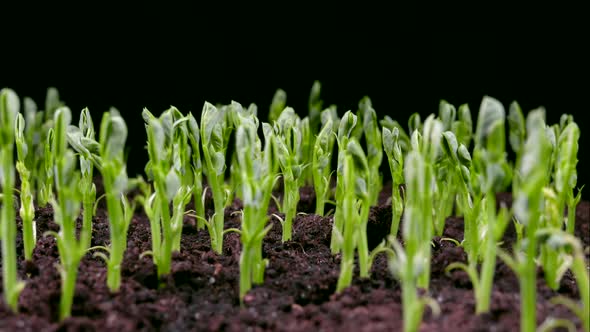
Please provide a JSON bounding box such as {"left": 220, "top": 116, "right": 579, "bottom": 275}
{"left": 1, "top": 183, "right": 588, "bottom": 331}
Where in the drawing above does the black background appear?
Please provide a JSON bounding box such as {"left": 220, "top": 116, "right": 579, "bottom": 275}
{"left": 2, "top": 4, "right": 588, "bottom": 198}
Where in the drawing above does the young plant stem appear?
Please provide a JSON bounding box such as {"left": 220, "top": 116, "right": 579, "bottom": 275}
{"left": 103, "top": 179, "right": 126, "bottom": 291}
{"left": 1, "top": 89, "right": 25, "bottom": 312}
{"left": 281, "top": 177, "right": 298, "bottom": 242}
{"left": 16, "top": 163, "right": 35, "bottom": 261}
{"left": 390, "top": 184, "right": 403, "bottom": 237}
{"left": 187, "top": 113, "right": 205, "bottom": 230}
{"left": 59, "top": 263, "right": 79, "bottom": 321}
{"left": 210, "top": 183, "right": 225, "bottom": 254}
{"left": 50, "top": 106, "right": 88, "bottom": 320}
{"left": 80, "top": 175, "right": 95, "bottom": 251}
{"left": 148, "top": 196, "right": 162, "bottom": 270}
{"left": 154, "top": 177, "right": 173, "bottom": 277}
{"left": 512, "top": 108, "right": 550, "bottom": 332}
{"left": 331, "top": 111, "right": 357, "bottom": 254}
{"left": 236, "top": 119, "right": 276, "bottom": 302}
{"left": 315, "top": 188, "right": 326, "bottom": 216}
{"left": 394, "top": 149, "right": 433, "bottom": 331}
{"left": 193, "top": 174, "right": 205, "bottom": 230}
{"left": 331, "top": 205, "right": 344, "bottom": 254}
{"left": 571, "top": 249, "right": 589, "bottom": 332}
{"left": 401, "top": 267, "right": 419, "bottom": 332}
{"left": 357, "top": 200, "right": 371, "bottom": 278}
{"left": 312, "top": 109, "right": 337, "bottom": 216}
{"left": 1, "top": 148, "right": 21, "bottom": 311}
{"left": 477, "top": 191, "right": 496, "bottom": 313}
{"left": 335, "top": 156, "right": 356, "bottom": 292}
{"left": 417, "top": 161, "right": 434, "bottom": 290}
{"left": 15, "top": 115, "right": 36, "bottom": 259}
{"left": 239, "top": 241, "right": 254, "bottom": 299}
{"left": 170, "top": 185, "right": 193, "bottom": 252}
{"left": 520, "top": 219, "right": 538, "bottom": 332}
{"left": 200, "top": 103, "right": 232, "bottom": 254}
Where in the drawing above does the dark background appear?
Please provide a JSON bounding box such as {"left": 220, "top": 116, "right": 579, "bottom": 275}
{"left": 2, "top": 4, "right": 588, "bottom": 198}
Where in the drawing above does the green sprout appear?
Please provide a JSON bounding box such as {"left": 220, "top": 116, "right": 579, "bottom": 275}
{"left": 67, "top": 108, "right": 97, "bottom": 251}
{"left": 555, "top": 120, "right": 582, "bottom": 234}
{"left": 382, "top": 126, "right": 405, "bottom": 237}
{"left": 0, "top": 86, "right": 587, "bottom": 331}
{"left": 272, "top": 108, "right": 308, "bottom": 242}
{"left": 0, "top": 88, "right": 26, "bottom": 312}
{"left": 200, "top": 102, "right": 233, "bottom": 254}
{"left": 537, "top": 119, "right": 583, "bottom": 291}
{"left": 408, "top": 114, "right": 443, "bottom": 289}
{"left": 539, "top": 230, "right": 589, "bottom": 332}
{"left": 497, "top": 108, "right": 552, "bottom": 332}
{"left": 234, "top": 113, "right": 278, "bottom": 302}
{"left": 335, "top": 138, "right": 393, "bottom": 289}
{"left": 45, "top": 107, "right": 87, "bottom": 320}
{"left": 446, "top": 96, "right": 512, "bottom": 314}
{"left": 312, "top": 106, "right": 338, "bottom": 216}
{"left": 331, "top": 110, "right": 358, "bottom": 254}
{"left": 15, "top": 113, "right": 36, "bottom": 261}
{"left": 68, "top": 108, "right": 135, "bottom": 292}
{"left": 388, "top": 150, "right": 441, "bottom": 332}
{"left": 186, "top": 112, "right": 205, "bottom": 230}
{"left": 268, "top": 88, "right": 287, "bottom": 124}
{"left": 141, "top": 107, "right": 193, "bottom": 280}
{"left": 358, "top": 97, "right": 383, "bottom": 207}
{"left": 31, "top": 87, "right": 64, "bottom": 207}
{"left": 334, "top": 152, "right": 358, "bottom": 292}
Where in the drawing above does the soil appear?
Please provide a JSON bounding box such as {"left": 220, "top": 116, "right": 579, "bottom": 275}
{"left": 1, "top": 182, "right": 588, "bottom": 332}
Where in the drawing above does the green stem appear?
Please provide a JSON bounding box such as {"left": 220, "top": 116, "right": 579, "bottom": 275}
{"left": 417, "top": 166, "right": 434, "bottom": 290}
{"left": 80, "top": 185, "right": 95, "bottom": 252}
{"left": 252, "top": 240, "right": 265, "bottom": 284}
{"left": 315, "top": 195, "right": 325, "bottom": 216}
{"left": 16, "top": 163, "right": 35, "bottom": 261}
{"left": 1, "top": 149, "right": 20, "bottom": 312}
{"left": 23, "top": 219, "right": 34, "bottom": 261}
{"left": 59, "top": 263, "right": 79, "bottom": 321}
{"left": 104, "top": 186, "right": 126, "bottom": 292}
{"left": 566, "top": 201, "right": 576, "bottom": 235}
{"left": 571, "top": 253, "right": 589, "bottom": 332}
{"left": 193, "top": 172, "right": 205, "bottom": 230}
{"left": 282, "top": 178, "right": 298, "bottom": 242}
{"left": 154, "top": 176, "right": 172, "bottom": 278}
{"left": 336, "top": 258, "right": 354, "bottom": 293}
{"left": 540, "top": 246, "right": 559, "bottom": 290}
{"left": 464, "top": 193, "right": 479, "bottom": 264}
{"left": 358, "top": 201, "right": 371, "bottom": 278}
{"left": 336, "top": 169, "right": 356, "bottom": 292}
{"left": 331, "top": 205, "right": 343, "bottom": 254}
{"left": 158, "top": 234, "right": 172, "bottom": 280}
{"left": 390, "top": 184, "right": 402, "bottom": 237}
{"left": 520, "top": 255, "right": 537, "bottom": 332}
{"left": 211, "top": 178, "right": 225, "bottom": 254}
{"left": 107, "top": 227, "right": 124, "bottom": 292}
{"left": 314, "top": 166, "right": 331, "bottom": 216}
{"left": 171, "top": 200, "right": 185, "bottom": 252}
{"left": 435, "top": 185, "right": 455, "bottom": 236}
{"left": 520, "top": 217, "right": 539, "bottom": 332}
{"left": 148, "top": 202, "right": 161, "bottom": 267}
{"left": 402, "top": 274, "right": 419, "bottom": 332}
{"left": 21, "top": 192, "right": 35, "bottom": 261}
{"left": 239, "top": 241, "right": 254, "bottom": 301}
{"left": 331, "top": 162, "right": 345, "bottom": 254}
{"left": 476, "top": 191, "right": 496, "bottom": 314}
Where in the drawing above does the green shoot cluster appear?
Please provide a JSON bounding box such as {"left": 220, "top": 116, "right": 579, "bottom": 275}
{"left": 0, "top": 86, "right": 586, "bottom": 332}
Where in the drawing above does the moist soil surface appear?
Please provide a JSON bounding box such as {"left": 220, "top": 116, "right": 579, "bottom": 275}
{"left": 1, "top": 183, "right": 589, "bottom": 332}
